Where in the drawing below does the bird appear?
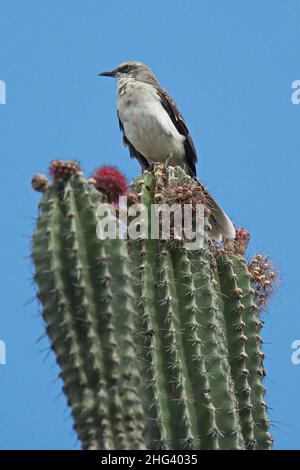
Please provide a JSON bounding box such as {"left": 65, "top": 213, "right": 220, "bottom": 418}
{"left": 98, "top": 61, "right": 235, "bottom": 240}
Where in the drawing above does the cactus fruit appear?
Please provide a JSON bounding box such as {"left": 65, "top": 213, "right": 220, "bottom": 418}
{"left": 32, "top": 161, "right": 275, "bottom": 450}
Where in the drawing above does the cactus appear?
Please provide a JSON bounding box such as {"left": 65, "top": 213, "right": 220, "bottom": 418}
{"left": 32, "top": 161, "right": 275, "bottom": 450}
{"left": 129, "top": 165, "right": 273, "bottom": 450}
{"left": 32, "top": 161, "right": 145, "bottom": 450}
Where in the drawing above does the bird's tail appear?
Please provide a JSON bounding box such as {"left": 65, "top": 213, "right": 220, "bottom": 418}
{"left": 196, "top": 179, "right": 236, "bottom": 241}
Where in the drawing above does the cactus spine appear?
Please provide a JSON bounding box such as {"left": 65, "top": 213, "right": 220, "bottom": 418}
{"left": 32, "top": 162, "right": 274, "bottom": 450}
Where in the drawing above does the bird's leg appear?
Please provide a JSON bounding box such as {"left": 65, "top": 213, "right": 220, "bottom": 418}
{"left": 165, "top": 153, "right": 173, "bottom": 166}
{"left": 147, "top": 161, "right": 156, "bottom": 172}
{"left": 147, "top": 162, "right": 165, "bottom": 172}
{"left": 182, "top": 162, "right": 191, "bottom": 177}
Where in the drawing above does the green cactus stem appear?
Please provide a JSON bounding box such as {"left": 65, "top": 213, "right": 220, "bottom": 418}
{"left": 216, "top": 253, "right": 256, "bottom": 449}
{"left": 130, "top": 164, "right": 272, "bottom": 450}
{"left": 32, "top": 164, "right": 145, "bottom": 450}
{"left": 225, "top": 254, "right": 273, "bottom": 450}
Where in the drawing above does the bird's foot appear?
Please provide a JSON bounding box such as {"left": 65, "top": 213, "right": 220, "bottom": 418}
{"left": 145, "top": 162, "right": 164, "bottom": 173}
{"left": 165, "top": 153, "right": 173, "bottom": 166}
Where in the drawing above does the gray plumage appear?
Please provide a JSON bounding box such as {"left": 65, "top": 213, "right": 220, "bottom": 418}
{"left": 99, "top": 61, "right": 235, "bottom": 240}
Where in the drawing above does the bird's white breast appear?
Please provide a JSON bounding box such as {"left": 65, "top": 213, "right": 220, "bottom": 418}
{"left": 117, "top": 79, "right": 185, "bottom": 164}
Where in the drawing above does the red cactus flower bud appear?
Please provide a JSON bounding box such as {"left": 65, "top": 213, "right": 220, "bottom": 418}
{"left": 92, "top": 166, "right": 128, "bottom": 203}
{"left": 49, "top": 160, "right": 81, "bottom": 180}
{"left": 235, "top": 228, "right": 250, "bottom": 256}
{"left": 224, "top": 227, "right": 250, "bottom": 255}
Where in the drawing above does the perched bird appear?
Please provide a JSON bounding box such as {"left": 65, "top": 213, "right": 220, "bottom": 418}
{"left": 99, "top": 61, "right": 235, "bottom": 240}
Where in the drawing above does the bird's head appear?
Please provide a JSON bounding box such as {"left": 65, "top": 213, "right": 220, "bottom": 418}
{"left": 98, "top": 61, "right": 155, "bottom": 82}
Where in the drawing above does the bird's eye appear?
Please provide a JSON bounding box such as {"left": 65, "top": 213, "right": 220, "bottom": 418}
{"left": 122, "top": 65, "right": 130, "bottom": 73}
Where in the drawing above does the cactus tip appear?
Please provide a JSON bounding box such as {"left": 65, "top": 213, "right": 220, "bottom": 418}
{"left": 248, "top": 254, "right": 279, "bottom": 308}
{"left": 224, "top": 227, "right": 250, "bottom": 256}
{"left": 49, "top": 160, "right": 82, "bottom": 180}
{"left": 31, "top": 173, "right": 49, "bottom": 192}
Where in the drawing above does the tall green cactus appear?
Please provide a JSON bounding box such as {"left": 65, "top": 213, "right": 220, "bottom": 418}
{"left": 129, "top": 166, "right": 272, "bottom": 450}
{"left": 32, "top": 161, "right": 274, "bottom": 450}
{"left": 32, "top": 165, "right": 145, "bottom": 450}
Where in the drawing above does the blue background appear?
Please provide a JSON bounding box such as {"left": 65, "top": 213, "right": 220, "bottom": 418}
{"left": 0, "top": 0, "right": 299, "bottom": 450}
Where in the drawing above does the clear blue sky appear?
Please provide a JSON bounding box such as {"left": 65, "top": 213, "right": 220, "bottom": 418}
{"left": 0, "top": 0, "right": 299, "bottom": 450}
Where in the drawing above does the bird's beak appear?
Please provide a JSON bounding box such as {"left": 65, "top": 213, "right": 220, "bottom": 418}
{"left": 98, "top": 69, "right": 117, "bottom": 77}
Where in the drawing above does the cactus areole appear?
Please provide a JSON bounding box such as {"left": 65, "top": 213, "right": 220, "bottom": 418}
{"left": 32, "top": 161, "right": 275, "bottom": 450}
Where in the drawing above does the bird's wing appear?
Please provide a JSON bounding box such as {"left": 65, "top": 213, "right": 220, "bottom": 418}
{"left": 117, "top": 111, "right": 150, "bottom": 170}
{"left": 157, "top": 88, "right": 198, "bottom": 176}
